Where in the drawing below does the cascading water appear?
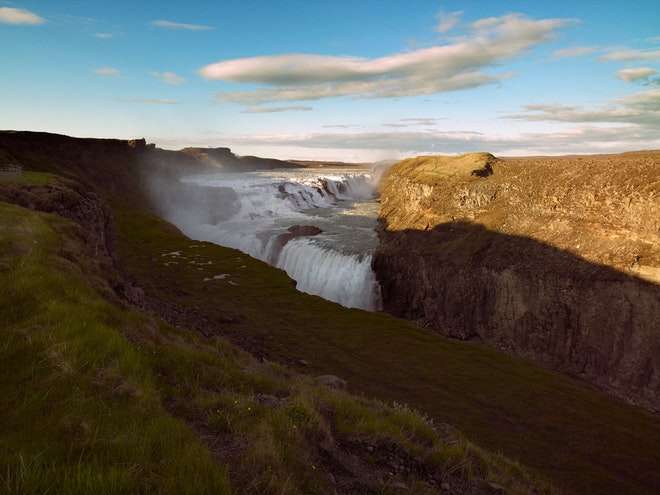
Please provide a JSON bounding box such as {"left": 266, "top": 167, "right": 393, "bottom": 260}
{"left": 166, "top": 168, "right": 382, "bottom": 311}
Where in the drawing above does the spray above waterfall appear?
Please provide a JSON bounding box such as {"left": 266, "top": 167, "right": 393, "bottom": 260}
{"left": 157, "top": 168, "right": 382, "bottom": 311}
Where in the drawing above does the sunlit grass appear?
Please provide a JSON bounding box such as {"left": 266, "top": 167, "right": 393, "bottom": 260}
{"left": 0, "top": 203, "right": 231, "bottom": 494}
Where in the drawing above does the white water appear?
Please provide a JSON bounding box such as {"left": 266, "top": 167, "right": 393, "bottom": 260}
{"left": 168, "top": 168, "right": 382, "bottom": 311}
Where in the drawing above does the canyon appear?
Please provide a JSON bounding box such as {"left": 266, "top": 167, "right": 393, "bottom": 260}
{"left": 373, "top": 152, "right": 660, "bottom": 410}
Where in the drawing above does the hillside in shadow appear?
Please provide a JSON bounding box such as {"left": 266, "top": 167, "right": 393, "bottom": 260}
{"left": 374, "top": 219, "right": 660, "bottom": 411}
{"left": 115, "top": 207, "right": 660, "bottom": 495}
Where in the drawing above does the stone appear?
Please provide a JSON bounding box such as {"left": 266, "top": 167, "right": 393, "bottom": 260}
{"left": 488, "top": 481, "right": 506, "bottom": 493}
{"left": 316, "top": 374, "right": 347, "bottom": 390}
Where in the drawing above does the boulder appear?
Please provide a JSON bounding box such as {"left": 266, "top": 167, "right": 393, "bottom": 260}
{"left": 316, "top": 374, "right": 347, "bottom": 390}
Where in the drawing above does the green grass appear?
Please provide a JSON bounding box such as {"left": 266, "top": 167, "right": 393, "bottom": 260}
{"left": 1, "top": 180, "right": 558, "bottom": 493}
{"left": 0, "top": 170, "right": 57, "bottom": 186}
{"left": 0, "top": 202, "right": 229, "bottom": 494}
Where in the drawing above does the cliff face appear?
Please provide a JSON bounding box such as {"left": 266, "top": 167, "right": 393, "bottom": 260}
{"left": 373, "top": 152, "right": 660, "bottom": 410}
{"left": 0, "top": 176, "right": 115, "bottom": 259}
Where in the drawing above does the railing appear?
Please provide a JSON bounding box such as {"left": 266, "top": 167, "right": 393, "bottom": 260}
{"left": 0, "top": 163, "right": 22, "bottom": 179}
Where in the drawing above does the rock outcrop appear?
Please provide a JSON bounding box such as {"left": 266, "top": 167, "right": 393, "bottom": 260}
{"left": 373, "top": 152, "right": 660, "bottom": 410}
{"left": 0, "top": 176, "right": 115, "bottom": 260}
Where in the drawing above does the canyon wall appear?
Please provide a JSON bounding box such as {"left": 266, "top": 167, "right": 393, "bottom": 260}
{"left": 373, "top": 152, "right": 660, "bottom": 410}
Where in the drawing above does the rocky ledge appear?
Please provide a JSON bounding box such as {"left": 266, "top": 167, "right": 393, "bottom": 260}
{"left": 373, "top": 152, "right": 660, "bottom": 410}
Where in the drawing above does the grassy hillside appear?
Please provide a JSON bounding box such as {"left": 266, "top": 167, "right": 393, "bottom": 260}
{"left": 1, "top": 175, "right": 551, "bottom": 494}
{"left": 0, "top": 201, "right": 230, "bottom": 493}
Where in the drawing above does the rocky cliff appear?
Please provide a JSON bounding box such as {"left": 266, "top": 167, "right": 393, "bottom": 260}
{"left": 373, "top": 152, "right": 660, "bottom": 410}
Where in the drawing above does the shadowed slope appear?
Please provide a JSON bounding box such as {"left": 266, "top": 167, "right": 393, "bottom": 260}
{"left": 116, "top": 208, "right": 660, "bottom": 494}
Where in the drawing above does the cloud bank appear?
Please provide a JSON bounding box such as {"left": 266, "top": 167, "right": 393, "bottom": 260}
{"left": 199, "top": 123, "right": 660, "bottom": 159}
{"left": 616, "top": 67, "right": 658, "bottom": 83}
{"left": 198, "top": 13, "right": 575, "bottom": 105}
{"left": 243, "top": 106, "right": 313, "bottom": 114}
{"left": 505, "top": 89, "right": 660, "bottom": 127}
{"left": 551, "top": 45, "right": 600, "bottom": 58}
{"left": 0, "top": 7, "right": 46, "bottom": 25}
{"left": 599, "top": 49, "right": 660, "bottom": 63}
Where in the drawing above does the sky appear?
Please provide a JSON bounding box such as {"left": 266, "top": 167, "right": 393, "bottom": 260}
{"left": 1, "top": 0, "right": 659, "bottom": 162}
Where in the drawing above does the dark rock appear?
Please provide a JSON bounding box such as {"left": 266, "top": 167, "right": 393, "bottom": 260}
{"left": 268, "top": 225, "right": 323, "bottom": 264}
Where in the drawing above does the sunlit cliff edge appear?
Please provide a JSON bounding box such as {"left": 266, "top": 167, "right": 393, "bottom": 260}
{"left": 374, "top": 152, "right": 660, "bottom": 410}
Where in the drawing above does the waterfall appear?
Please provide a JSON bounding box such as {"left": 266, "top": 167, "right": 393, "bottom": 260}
{"left": 167, "top": 169, "right": 382, "bottom": 311}
{"left": 277, "top": 238, "right": 381, "bottom": 311}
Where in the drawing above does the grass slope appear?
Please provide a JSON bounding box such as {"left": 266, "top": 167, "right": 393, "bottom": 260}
{"left": 115, "top": 206, "right": 660, "bottom": 494}
{"left": 1, "top": 177, "right": 552, "bottom": 494}
{"left": 0, "top": 202, "right": 231, "bottom": 494}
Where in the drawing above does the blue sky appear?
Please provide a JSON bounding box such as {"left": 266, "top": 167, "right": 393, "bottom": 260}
{"left": 1, "top": 0, "right": 659, "bottom": 161}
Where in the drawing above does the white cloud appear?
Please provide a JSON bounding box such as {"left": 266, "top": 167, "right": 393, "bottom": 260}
{"left": 599, "top": 48, "right": 660, "bottom": 63}
{"left": 150, "top": 71, "right": 187, "bottom": 85}
{"left": 202, "top": 89, "right": 659, "bottom": 159}
{"left": 435, "top": 10, "right": 462, "bottom": 34}
{"left": 150, "top": 19, "right": 213, "bottom": 31}
{"left": 384, "top": 118, "right": 443, "bottom": 128}
{"left": 400, "top": 118, "right": 443, "bottom": 126}
{"left": 149, "top": 121, "right": 660, "bottom": 160}
{"left": 94, "top": 33, "right": 114, "bottom": 39}
{"left": 243, "top": 106, "right": 312, "bottom": 113}
{"left": 322, "top": 124, "right": 363, "bottom": 129}
{"left": 504, "top": 89, "right": 660, "bottom": 127}
{"left": 109, "top": 97, "right": 179, "bottom": 104}
{"left": 551, "top": 45, "right": 600, "bottom": 58}
{"left": 0, "top": 7, "right": 46, "bottom": 25}
{"left": 93, "top": 66, "right": 120, "bottom": 77}
{"left": 616, "top": 67, "right": 658, "bottom": 82}
{"left": 199, "top": 13, "right": 574, "bottom": 104}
